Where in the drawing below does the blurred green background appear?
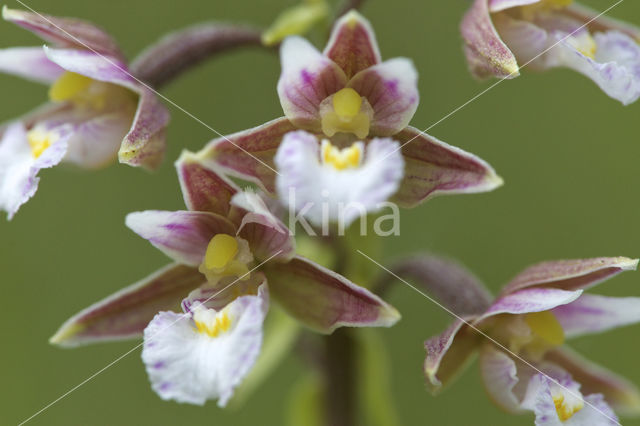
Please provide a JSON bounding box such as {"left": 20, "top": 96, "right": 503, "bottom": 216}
{"left": 2, "top": 0, "right": 640, "bottom": 424}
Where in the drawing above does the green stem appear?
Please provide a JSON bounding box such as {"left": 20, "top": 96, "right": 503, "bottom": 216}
{"left": 324, "top": 328, "right": 356, "bottom": 426}
{"left": 320, "top": 234, "right": 357, "bottom": 426}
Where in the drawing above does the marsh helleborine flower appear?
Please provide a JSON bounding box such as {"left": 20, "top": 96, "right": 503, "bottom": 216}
{"left": 0, "top": 7, "right": 169, "bottom": 219}
{"left": 50, "top": 152, "right": 399, "bottom": 405}
{"left": 421, "top": 256, "right": 640, "bottom": 424}
{"left": 461, "top": 0, "right": 640, "bottom": 104}
{"left": 195, "top": 11, "right": 502, "bottom": 226}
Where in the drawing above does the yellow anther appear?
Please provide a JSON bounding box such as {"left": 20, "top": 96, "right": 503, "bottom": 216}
{"left": 204, "top": 234, "right": 239, "bottom": 270}
{"left": 321, "top": 140, "right": 362, "bottom": 170}
{"left": 320, "top": 88, "right": 370, "bottom": 138}
{"left": 194, "top": 308, "right": 232, "bottom": 338}
{"left": 27, "top": 129, "right": 55, "bottom": 159}
{"left": 333, "top": 88, "right": 363, "bottom": 118}
{"left": 48, "top": 72, "right": 93, "bottom": 102}
{"left": 524, "top": 311, "right": 565, "bottom": 346}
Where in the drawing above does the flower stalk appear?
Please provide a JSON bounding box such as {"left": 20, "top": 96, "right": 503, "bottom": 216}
{"left": 130, "top": 23, "right": 265, "bottom": 89}
{"left": 324, "top": 328, "right": 356, "bottom": 426}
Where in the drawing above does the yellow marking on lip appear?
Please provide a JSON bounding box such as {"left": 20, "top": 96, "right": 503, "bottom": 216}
{"left": 27, "top": 129, "right": 55, "bottom": 159}
{"left": 194, "top": 309, "right": 232, "bottom": 338}
{"left": 553, "top": 394, "right": 583, "bottom": 421}
{"left": 321, "top": 140, "right": 362, "bottom": 170}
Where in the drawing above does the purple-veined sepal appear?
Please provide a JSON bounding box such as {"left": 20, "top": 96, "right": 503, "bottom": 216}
{"left": 264, "top": 256, "right": 400, "bottom": 333}
{"left": 50, "top": 264, "right": 205, "bottom": 347}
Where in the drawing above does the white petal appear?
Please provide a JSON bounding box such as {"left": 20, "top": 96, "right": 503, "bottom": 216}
{"left": 479, "top": 344, "right": 522, "bottom": 412}
{"left": 36, "top": 105, "right": 135, "bottom": 169}
{"left": 0, "top": 122, "right": 67, "bottom": 219}
{"left": 274, "top": 130, "right": 404, "bottom": 226}
{"left": 277, "top": 36, "right": 347, "bottom": 130}
{"left": 553, "top": 31, "right": 640, "bottom": 105}
{"left": 0, "top": 47, "right": 64, "bottom": 83}
{"left": 493, "top": 13, "right": 549, "bottom": 69}
{"left": 63, "top": 110, "right": 134, "bottom": 169}
{"left": 141, "top": 285, "right": 269, "bottom": 406}
{"left": 553, "top": 294, "right": 640, "bottom": 338}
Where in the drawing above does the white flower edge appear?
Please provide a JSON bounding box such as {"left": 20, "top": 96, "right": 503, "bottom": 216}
{"left": 141, "top": 284, "right": 269, "bottom": 406}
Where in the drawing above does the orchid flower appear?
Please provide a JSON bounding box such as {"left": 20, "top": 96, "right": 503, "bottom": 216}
{"left": 415, "top": 256, "right": 640, "bottom": 424}
{"left": 50, "top": 152, "right": 399, "bottom": 406}
{"left": 461, "top": 0, "right": 640, "bottom": 105}
{"left": 195, "top": 10, "right": 502, "bottom": 226}
{"left": 0, "top": 7, "right": 169, "bottom": 219}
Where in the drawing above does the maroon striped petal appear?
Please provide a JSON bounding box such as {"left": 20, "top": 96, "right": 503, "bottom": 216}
{"left": 176, "top": 151, "right": 239, "bottom": 216}
{"left": 392, "top": 126, "right": 503, "bottom": 207}
{"left": 197, "top": 117, "right": 296, "bottom": 194}
{"left": 323, "top": 10, "right": 381, "bottom": 79}
{"left": 50, "top": 264, "right": 205, "bottom": 347}
{"left": 2, "top": 6, "right": 124, "bottom": 59}
{"left": 264, "top": 256, "right": 400, "bottom": 333}
{"left": 119, "top": 88, "right": 169, "bottom": 171}
{"left": 460, "top": 0, "right": 519, "bottom": 79}
{"left": 501, "top": 257, "right": 638, "bottom": 295}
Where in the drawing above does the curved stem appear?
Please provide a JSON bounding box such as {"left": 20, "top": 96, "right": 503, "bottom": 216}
{"left": 130, "top": 23, "right": 268, "bottom": 89}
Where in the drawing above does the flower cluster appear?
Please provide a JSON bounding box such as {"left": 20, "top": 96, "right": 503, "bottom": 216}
{"left": 416, "top": 256, "right": 640, "bottom": 425}
{"left": 2, "top": 1, "right": 640, "bottom": 424}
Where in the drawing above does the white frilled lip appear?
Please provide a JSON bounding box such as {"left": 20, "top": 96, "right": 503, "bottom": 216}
{"left": 521, "top": 367, "right": 619, "bottom": 425}
{"left": 276, "top": 11, "right": 419, "bottom": 137}
{"left": 554, "top": 31, "right": 640, "bottom": 105}
{"left": 464, "top": 0, "right": 640, "bottom": 104}
{"left": 0, "top": 122, "right": 69, "bottom": 219}
{"left": 493, "top": 9, "right": 640, "bottom": 105}
{"left": 273, "top": 130, "right": 404, "bottom": 227}
{"left": 141, "top": 283, "right": 269, "bottom": 406}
